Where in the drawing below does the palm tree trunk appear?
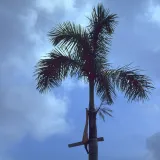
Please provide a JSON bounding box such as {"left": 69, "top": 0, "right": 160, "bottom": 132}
{"left": 88, "top": 79, "right": 98, "bottom": 160}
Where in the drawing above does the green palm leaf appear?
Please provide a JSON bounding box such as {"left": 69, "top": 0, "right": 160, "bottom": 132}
{"left": 106, "top": 65, "right": 154, "bottom": 102}
{"left": 34, "top": 47, "right": 83, "bottom": 93}
{"left": 96, "top": 101, "right": 113, "bottom": 121}
{"left": 87, "top": 3, "right": 118, "bottom": 56}
{"left": 48, "top": 22, "right": 91, "bottom": 60}
{"left": 95, "top": 69, "right": 116, "bottom": 105}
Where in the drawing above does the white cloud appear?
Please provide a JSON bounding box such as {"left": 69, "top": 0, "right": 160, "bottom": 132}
{"left": 0, "top": 0, "right": 91, "bottom": 149}
{"left": 62, "top": 78, "right": 87, "bottom": 91}
{"left": 73, "top": 2, "right": 93, "bottom": 26}
{"left": 35, "top": 0, "right": 76, "bottom": 14}
{"left": 0, "top": 44, "right": 71, "bottom": 149}
{"left": 62, "top": 78, "right": 76, "bottom": 91}
{"left": 0, "top": 0, "right": 92, "bottom": 157}
{"left": 77, "top": 79, "right": 88, "bottom": 88}
{"left": 145, "top": 0, "right": 160, "bottom": 25}
{"left": 0, "top": 82, "right": 70, "bottom": 143}
{"left": 0, "top": 2, "right": 72, "bottom": 153}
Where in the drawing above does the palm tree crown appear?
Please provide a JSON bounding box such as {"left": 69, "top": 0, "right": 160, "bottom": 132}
{"left": 34, "top": 3, "right": 154, "bottom": 105}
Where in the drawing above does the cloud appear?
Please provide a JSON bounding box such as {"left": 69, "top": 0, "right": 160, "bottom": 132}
{"left": 145, "top": 0, "right": 160, "bottom": 25}
{"left": 0, "top": 0, "right": 92, "bottom": 155}
{"left": 35, "top": 0, "right": 76, "bottom": 14}
{"left": 61, "top": 78, "right": 87, "bottom": 92}
{"left": 0, "top": 0, "right": 80, "bottom": 154}
{"left": 104, "top": 0, "right": 149, "bottom": 20}
{"left": 0, "top": 83, "right": 70, "bottom": 144}
{"left": 0, "top": 1, "right": 92, "bottom": 159}
{"left": 146, "top": 132, "right": 160, "bottom": 160}
{"left": 1, "top": 0, "right": 160, "bottom": 160}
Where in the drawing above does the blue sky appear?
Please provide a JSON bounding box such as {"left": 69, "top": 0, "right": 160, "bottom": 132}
{"left": 0, "top": 0, "right": 160, "bottom": 160}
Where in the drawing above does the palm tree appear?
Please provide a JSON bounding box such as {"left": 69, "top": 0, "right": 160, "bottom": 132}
{"left": 34, "top": 3, "right": 154, "bottom": 160}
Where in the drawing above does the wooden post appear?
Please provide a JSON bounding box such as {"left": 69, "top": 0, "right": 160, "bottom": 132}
{"left": 68, "top": 108, "right": 104, "bottom": 154}
{"left": 68, "top": 137, "right": 104, "bottom": 148}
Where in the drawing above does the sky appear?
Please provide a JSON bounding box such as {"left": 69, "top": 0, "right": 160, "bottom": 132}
{"left": 0, "top": 0, "right": 160, "bottom": 160}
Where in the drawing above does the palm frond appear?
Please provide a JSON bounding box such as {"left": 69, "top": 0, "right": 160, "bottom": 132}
{"left": 88, "top": 3, "right": 118, "bottom": 34}
{"left": 34, "top": 47, "right": 83, "bottom": 93}
{"left": 87, "top": 3, "right": 118, "bottom": 55}
{"left": 48, "top": 22, "right": 91, "bottom": 59}
{"left": 34, "top": 3, "right": 154, "bottom": 109}
{"left": 94, "top": 70, "right": 116, "bottom": 105}
{"left": 106, "top": 65, "right": 155, "bottom": 102}
{"left": 96, "top": 101, "right": 113, "bottom": 121}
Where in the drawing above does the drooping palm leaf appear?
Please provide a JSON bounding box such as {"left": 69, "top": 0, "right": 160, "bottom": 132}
{"left": 34, "top": 47, "right": 83, "bottom": 93}
{"left": 96, "top": 101, "right": 113, "bottom": 121}
{"left": 105, "top": 65, "right": 154, "bottom": 102}
{"left": 98, "top": 107, "right": 113, "bottom": 121}
{"left": 94, "top": 69, "right": 116, "bottom": 105}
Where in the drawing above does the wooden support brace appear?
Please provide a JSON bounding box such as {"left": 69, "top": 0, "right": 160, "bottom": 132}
{"left": 68, "top": 137, "right": 104, "bottom": 148}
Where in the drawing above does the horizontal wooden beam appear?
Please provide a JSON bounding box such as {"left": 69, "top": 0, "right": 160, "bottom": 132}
{"left": 68, "top": 137, "right": 104, "bottom": 148}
